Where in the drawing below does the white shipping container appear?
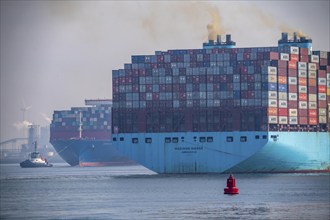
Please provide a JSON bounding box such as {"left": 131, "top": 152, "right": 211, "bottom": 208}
{"left": 278, "top": 92, "right": 287, "bottom": 100}
{"left": 299, "top": 86, "right": 307, "bottom": 93}
{"left": 279, "top": 100, "right": 288, "bottom": 108}
{"left": 311, "top": 55, "right": 319, "bottom": 63}
{"left": 318, "top": 78, "right": 326, "bottom": 85}
{"left": 289, "top": 117, "right": 298, "bottom": 125}
{"left": 288, "top": 77, "right": 297, "bottom": 85}
{"left": 268, "top": 99, "right": 278, "bottom": 107}
{"left": 327, "top": 73, "right": 330, "bottom": 80}
{"left": 308, "top": 101, "right": 317, "bottom": 109}
{"left": 319, "top": 108, "right": 327, "bottom": 116}
{"left": 268, "top": 116, "right": 278, "bottom": 124}
{"left": 289, "top": 109, "right": 298, "bottom": 117}
{"left": 268, "top": 75, "right": 277, "bottom": 83}
{"left": 308, "top": 94, "right": 317, "bottom": 102}
{"left": 308, "top": 63, "right": 317, "bottom": 71}
{"left": 298, "top": 62, "right": 307, "bottom": 70}
{"left": 279, "top": 116, "right": 288, "bottom": 124}
{"left": 320, "top": 51, "right": 328, "bottom": 59}
{"left": 290, "top": 46, "right": 299, "bottom": 55}
{"left": 268, "top": 91, "right": 277, "bottom": 99}
{"left": 268, "top": 66, "right": 277, "bottom": 75}
{"left": 318, "top": 93, "right": 326, "bottom": 100}
{"left": 327, "top": 81, "right": 330, "bottom": 88}
{"left": 288, "top": 93, "right": 297, "bottom": 101}
{"left": 280, "top": 53, "right": 290, "bottom": 61}
{"left": 319, "top": 116, "right": 327, "bottom": 124}
{"left": 298, "top": 70, "right": 307, "bottom": 77}
{"left": 299, "top": 101, "right": 308, "bottom": 109}
{"left": 308, "top": 70, "right": 317, "bottom": 78}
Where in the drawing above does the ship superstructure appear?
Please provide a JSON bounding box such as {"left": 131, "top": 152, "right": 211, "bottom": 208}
{"left": 111, "top": 33, "right": 330, "bottom": 173}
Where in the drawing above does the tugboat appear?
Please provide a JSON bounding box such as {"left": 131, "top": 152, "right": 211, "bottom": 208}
{"left": 20, "top": 142, "right": 53, "bottom": 168}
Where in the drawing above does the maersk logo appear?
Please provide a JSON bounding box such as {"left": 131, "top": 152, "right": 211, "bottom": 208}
{"left": 175, "top": 146, "right": 203, "bottom": 153}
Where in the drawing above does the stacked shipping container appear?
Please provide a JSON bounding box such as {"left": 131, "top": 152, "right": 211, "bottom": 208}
{"left": 50, "top": 101, "right": 112, "bottom": 140}
{"left": 112, "top": 38, "right": 329, "bottom": 134}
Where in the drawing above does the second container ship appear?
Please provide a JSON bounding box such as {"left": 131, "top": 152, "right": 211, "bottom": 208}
{"left": 50, "top": 99, "right": 132, "bottom": 166}
{"left": 111, "top": 32, "right": 330, "bottom": 174}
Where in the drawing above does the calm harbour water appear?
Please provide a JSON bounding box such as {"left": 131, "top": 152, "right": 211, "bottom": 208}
{"left": 0, "top": 163, "right": 329, "bottom": 220}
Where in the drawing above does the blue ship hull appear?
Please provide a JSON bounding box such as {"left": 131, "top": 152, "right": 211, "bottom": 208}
{"left": 112, "top": 132, "right": 330, "bottom": 173}
{"left": 51, "top": 139, "right": 132, "bottom": 166}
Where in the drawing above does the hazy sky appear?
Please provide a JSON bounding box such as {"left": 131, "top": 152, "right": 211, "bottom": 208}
{"left": 1, "top": 1, "right": 329, "bottom": 141}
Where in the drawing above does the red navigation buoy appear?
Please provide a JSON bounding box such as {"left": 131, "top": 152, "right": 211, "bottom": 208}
{"left": 224, "top": 174, "right": 239, "bottom": 194}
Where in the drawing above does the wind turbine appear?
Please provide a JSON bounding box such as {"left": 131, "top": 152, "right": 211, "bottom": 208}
{"left": 21, "top": 99, "right": 32, "bottom": 122}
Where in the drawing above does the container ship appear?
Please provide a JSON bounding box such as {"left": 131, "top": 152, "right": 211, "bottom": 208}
{"left": 111, "top": 32, "right": 330, "bottom": 174}
{"left": 50, "top": 99, "right": 132, "bottom": 166}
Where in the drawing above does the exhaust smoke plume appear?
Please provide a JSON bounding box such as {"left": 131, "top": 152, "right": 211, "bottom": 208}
{"left": 13, "top": 120, "right": 32, "bottom": 131}
{"left": 206, "top": 6, "right": 224, "bottom": 41}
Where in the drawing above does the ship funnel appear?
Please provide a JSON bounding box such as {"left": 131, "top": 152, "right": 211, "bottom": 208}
{"left": 226, "top": 34, "right": 231, "bottom": 44}
{"left": 203, "top": 34, "right": 236, "bottom": 49}
{"left": 278, "top": 32, "right": 312, "bottom": 54}
{"left": 217, "top": 35, "right": 221, "bottom": 44}
{"left": 281, "top": 32, "right": 288, "bottom": 42}
{"left": 293, "top": 32, "right": 297, "bottom": 42}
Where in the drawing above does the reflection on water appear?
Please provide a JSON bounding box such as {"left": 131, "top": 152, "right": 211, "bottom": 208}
{"left": 1, "top": 163, "right": 329, "bottom": 219}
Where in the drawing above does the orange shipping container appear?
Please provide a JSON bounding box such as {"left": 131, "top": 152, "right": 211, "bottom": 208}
{"left": 308, "top": 78, "right": 317, "bottom": 87}
{"left": 308, "top": 109, "right": 317, "bottom": 117}
{"left": 298, "top": 78, "right": 307, "bottom": 86}
{"left": 268, "top": 107, "right": 278, "bottom": 116}
{"left": 290, "top": 54, "right": 299, "bottom": 61}
{"left": 278, "top": 76, "right": 287, "bottom": 84}
{"left": 308, "top": 117, "right": 318, "bottom": 125}
{"left": 298, "top": 93, "right": 307, "bottom": 101}
{"left": 318, "top": 85, "right": 326, "bottom": 93}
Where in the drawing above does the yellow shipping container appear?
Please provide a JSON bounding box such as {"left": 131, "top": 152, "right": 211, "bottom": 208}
{"left": 327, "top": 88, "right": 330, "bottom": 96}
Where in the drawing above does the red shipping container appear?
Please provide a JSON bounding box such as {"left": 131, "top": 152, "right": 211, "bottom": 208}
{"left": 278, "top": 108, "right": 288, "bottom": 116}
{"left": 319, "top": 100, "right": 327, "bottom": 108}
{"left": 278, "top": 68, "right": 287, "bottom": 76}
{"left": 298, "top": 109, "right": 308, "bottom": 117}
{"left": 270, "top": 52, "right": 278, "bottom": 60}
{"left": 318, "top": 85, "right": 326, "bottom": 93}
{"left": 278, "top": 76, "right": 287, "bottom": 84}
{"left": 320, "top": 59, "right": 327, "bottom": 66}
{"left": 290, "top": 54, "right": 299, "bottom": 61}
{"left": 298, "top": 78, "right": 307, "bottom": 86}
{"left": 318, "top": 70, "right": 326, "bottom": 78}
{"left": 309, "top": 117, "right": 318, "bottom": 125}
{"left": 298, "top": 93, "right": 307, "bottom": 101}
{"left": 327, "top": 66, "right": 330, "bottom": 72}
{"left": 288, "top": 101, "right": 298, "bottom": 108}
{"left": 309, "top": 86, "right": 317, "bottom": 94}
{"left": 300, "top": 48, "right": 308, "bottom": 56}
{"left": 288, "top": 61, "right": 297, "bottom": 69}
{"left": 300, "top": 55, "right": 308, "bottom": 62}
{"left": 288, "top": 68, "right": 297, "bottom": 77}
{"left": 299, "top": 117, "right": 308, "bottom": 124}
{"left": 278, "top": 60, "right": 287, "bottom": 68}
{"left": 308, "top": 109, "right": 317, "bottom": 117}
{"left": 289, "top": 85, "right": 297, "bottom": 93}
